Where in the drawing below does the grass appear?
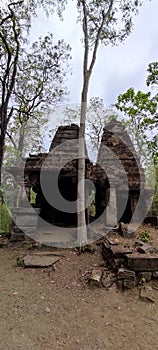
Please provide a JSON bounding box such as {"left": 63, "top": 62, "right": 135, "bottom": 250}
{"left": 139, "top": 229, "right": 150, "bottom": 243}
{"left": 0, "top": 203, "right": 12, "bottom": 233}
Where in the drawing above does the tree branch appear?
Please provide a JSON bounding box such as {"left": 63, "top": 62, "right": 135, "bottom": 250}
{"left": 88, "top": 0, "right": 114, "bottom": 77}
{"left": 6, "top": 130, "right": 18, "bottom": 150}
{"left": 5, "top": 8, "right": 20, "bottom": 107}
{"left": 0, "top": 33, "right": 12, "bottom": 106}
{"left": 7, "top": 106, "right": 14, "bottom": 123}
{"left": 82, "top": 0, "right": 89, "bottom": 78}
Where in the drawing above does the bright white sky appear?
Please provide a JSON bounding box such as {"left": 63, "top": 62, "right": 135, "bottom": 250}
{"left": 31, "top": 0, "right": 158, "bottom": 108}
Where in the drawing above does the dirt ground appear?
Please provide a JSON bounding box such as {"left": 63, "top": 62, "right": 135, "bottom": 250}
{"left": 0, "top": 225, "right": 158, "bottom": 350}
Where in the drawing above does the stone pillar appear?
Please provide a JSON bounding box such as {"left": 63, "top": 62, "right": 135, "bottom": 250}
{"left": 105, "top": 186, "right": 117, "bottom": 227}
{"left": 17, "top": 175, "right": 30, "bottom": 207}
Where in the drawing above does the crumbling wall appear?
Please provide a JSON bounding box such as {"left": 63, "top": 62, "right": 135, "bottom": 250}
{"left": 9, "top": 121, "right": 150, "bottom": 232}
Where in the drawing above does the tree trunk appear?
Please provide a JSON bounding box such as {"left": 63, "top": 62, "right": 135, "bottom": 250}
{"left": 0, "top": 133, "right": 5, "bottom": 188}
{"left": 0, "top": 132, "right": 6, "bottom": 208}
{"left": 16, "top": 121, "right": 25, "bottom": 166}
{"left": 77, "top": 79, "right": 89, "bottom": 247}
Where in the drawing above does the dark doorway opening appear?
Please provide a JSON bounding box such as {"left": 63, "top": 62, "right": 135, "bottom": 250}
{"left": 117, "top": 190, "right": 132, "bottom": 223}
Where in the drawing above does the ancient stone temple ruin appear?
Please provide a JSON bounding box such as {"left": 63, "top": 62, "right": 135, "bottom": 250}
{"left": 7, "top": 120, "right": 152, "bottom": 241}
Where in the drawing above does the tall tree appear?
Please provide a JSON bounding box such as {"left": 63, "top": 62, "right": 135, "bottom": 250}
{"left": 0, "top": 1, "right": 71, "bottom": 184}
{"left": 115, "top": 87, "right": 157, "bottom": 164}
{"left": 0, "top": 1, "right": 22, "bottom": 185}
{"left": 115, "top": 62, "right": 158, "bottom": 214}
{"left": 7, "top": 33, "right": 71, "bottom": 163}
{"left": 65, "top": 0, "right": 143, "bottom": 246}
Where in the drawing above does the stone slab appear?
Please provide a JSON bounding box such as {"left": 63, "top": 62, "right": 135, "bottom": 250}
{"left": 29, "top": 251, "right": 64, "bottom": 256}
{"left": 23, "top": 252, "right": 61, "bottom": 267}
{"left": 125, "top": 254, "right": 158, "bottom": 271}
{"left": 137, "top": 243, "right": 154, "bottom": 254}
{"left": 109, "top": 245, "right": 132, "bottom": 258}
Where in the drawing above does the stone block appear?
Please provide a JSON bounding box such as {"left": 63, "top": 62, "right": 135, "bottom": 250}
{"left": 125, "top": 254, "right": 158, "bottom": 271}
{"left": 89, "top": 269, "right": 103, "bottom": 287}
{"left": 123, "top": 279, "right": 136, "bottom": 289}
{"left": 23, "top": 252, "right": 61, "bottom": 267}
{"left": 102, "top": 272, "right": 116, "bottom": 288}
{"left": 138, "top": 243, "right": 154, "bottom": 254}
{"left": 108, "top": 257, "right": 125, "bottom": 270}
{"left": 110, "top": 245, "right": 132, "bottom": 258}
{"left": 117, "top": 268, "right": 135, "bottom": 281}
{"left": 12, "top": 208, "right": 40, "bottom": 228}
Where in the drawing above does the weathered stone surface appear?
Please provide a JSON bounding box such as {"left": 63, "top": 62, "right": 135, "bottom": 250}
{"left": 102, "top": 272, "right": 116, "bottom": 289}
{"left": 117, "top": 268, "right": 136, "bottom": 288}
{"left": 97, "top": 119, "right": 145, "bottom": 192}
{"left": 8, "top": 122, "right": 153, "bottom": 243}
{"left": 138, "top": 272, "right": 152, "bottom": 282}
{"left": 138, "top": 243, "right": 154, "bottom": 254}
{"left": 117, "top": 268, "right": 135, "bottom": 281}
{"left": 23, "top": 252, "right": 61, "bottom": 267}
{"left": 108, "top": 258, "right": 125, "bottom": 270}
{"left": 12, "top": 208, "right": 40, "bottom": 227}
{"left": 109, "top": 245, "right": 132, "bottom": 258}
{"left": 102, "top": 242, "right": 124, "bottom": 256}
{"left": 102, "top": 242, "right": 132, "bottom": 269}
{"left": 105, "top": 187, "right": 117, "bottom": 227}
{"left": 125, "top": 254, "right": 158, "bottom": 271}
{"left": 119, "top": 222, "right": 136, "bottom": 239}
{"left": 89, "top": 269, "right": 103, "bottom": 287}
{"left": 123, "top": 279, "right": 136, "bottom": 289}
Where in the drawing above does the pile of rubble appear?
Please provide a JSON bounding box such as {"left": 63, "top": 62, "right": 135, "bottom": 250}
{"left": 102, "top": 236, "right": 158, "bottom": 289}
{"left": 87, "top": 224, "right": 158, "bottom": 290}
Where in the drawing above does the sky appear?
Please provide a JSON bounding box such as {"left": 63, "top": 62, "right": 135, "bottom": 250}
{"left": 31, "top": 0, "right": 158, "bottom": 108}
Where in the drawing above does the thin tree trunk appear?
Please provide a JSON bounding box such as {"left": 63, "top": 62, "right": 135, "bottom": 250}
{"left": 77, "top": 78, "right": 89, "bottom": 247}
{"left": 0, "top": 130, "right": 6, "bottom": 187}
{"left": 77, "top": 0, "right": 90, "bottom": 247}
{"left": 0, "top": 132, "right": 5, "bottom": 209}
{"left": 17, "top": 121, "right": 25, "bottom": 165}
{"left": 76, "top": 0, "right": 114, "bottom": 247}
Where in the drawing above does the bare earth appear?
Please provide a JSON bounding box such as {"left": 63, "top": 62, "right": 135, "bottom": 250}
{"left": 0, "top": 225, "right": 158, "bottom": 350}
